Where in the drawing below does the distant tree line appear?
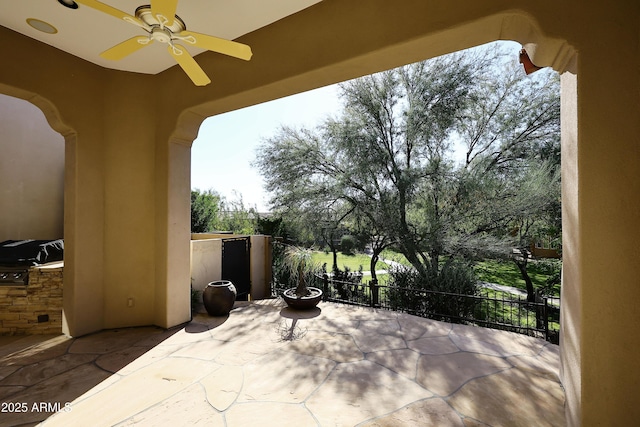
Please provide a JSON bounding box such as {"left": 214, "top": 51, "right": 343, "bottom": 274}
{"left": 190, "top": 189, "right": 259, "bottom": 235}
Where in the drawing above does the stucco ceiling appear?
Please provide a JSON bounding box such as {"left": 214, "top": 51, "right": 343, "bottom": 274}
{"left": 0, "top": 0, "right": 322, "bottom": 75}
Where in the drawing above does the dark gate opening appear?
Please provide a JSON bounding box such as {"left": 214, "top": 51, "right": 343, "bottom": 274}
{"left": 222, "top": 237, "right": 251, "bottom": 301}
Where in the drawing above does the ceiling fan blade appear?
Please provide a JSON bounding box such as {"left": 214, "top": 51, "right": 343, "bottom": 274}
{"left": 151, "top": 0, "right": 178, "bottom": 27}
{"left": 179, "top": 31, "right": 253, "bottom": 61}
{"left": 75, "top": 0, "right": 145, "bottom": 27}
{"left": 168, "top": 44, "right": 211, "bottom": 86}
{"left": 100, "top": 36, "right": 152, "bottom": 61}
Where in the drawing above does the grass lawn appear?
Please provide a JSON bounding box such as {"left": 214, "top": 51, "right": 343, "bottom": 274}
{"left": 474, "top": 258, "right": 561, "bottom": 296}
{"left": 311, "top": 251, "right": 390, "bottom": 272}
{"left": 379, "top": 249, "right": 561, "bottom": 296}
{"left": 317, "top": 247, "right": 561, "bottom": 296}
{"left": 380, "top": 249, "right": 413, "bottom": 266}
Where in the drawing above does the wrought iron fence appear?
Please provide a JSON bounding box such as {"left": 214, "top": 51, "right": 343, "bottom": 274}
{"left": 314, "top": 274, "right": 560, "bottom": 344}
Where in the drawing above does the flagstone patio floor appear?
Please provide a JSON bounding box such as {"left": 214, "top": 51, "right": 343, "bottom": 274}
{"left": 0, "top": 299, "right": 565, "bottom": 426}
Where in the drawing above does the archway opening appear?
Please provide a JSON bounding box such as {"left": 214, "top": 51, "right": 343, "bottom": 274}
{"left": 0, "top": 93, "right": 65, "bottom": 335}
{"left": 190, "top": 40, "right": 562, "bottom": 333}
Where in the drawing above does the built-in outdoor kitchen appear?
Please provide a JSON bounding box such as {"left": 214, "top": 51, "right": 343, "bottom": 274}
{"left": 0, "top": 239, "right": 64, "bottom": 335}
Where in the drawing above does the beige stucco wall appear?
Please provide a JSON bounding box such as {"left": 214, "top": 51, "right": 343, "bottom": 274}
{"left": 190, "top": 239, "right": 223, "bottom": 293}
{"left": 191, "top": 233, "right": 236, "bottom": 240}
{"left": 190, "top": 235, "right": 271, "bottom": 299}
{"left": 0, "top": 94, "right": 64, "bottom": 241}
{"left": 1, "top": 1, "right": 639, "bottom": 425}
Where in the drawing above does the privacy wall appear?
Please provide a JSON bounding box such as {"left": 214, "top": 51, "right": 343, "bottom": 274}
{"left": 0, "top": 94, "right": 64, "bottom": 242}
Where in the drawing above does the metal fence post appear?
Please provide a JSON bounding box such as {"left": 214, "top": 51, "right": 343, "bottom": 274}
{"left": 371, "top": 278, "right": 379, "bottom": 308}
{"left": 543, "top": 296, "right": 549, "bottom": 342}
{"left": 322, "top": 274, "right": 329, "bottom": 301}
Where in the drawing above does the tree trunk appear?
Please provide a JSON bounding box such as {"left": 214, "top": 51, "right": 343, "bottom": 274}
{"left": 396, "top": 184, "right": 427, "bottom": 275}
{"left": 370, "top": 252, "right": 380, "bottom": 282}
{"left": 513, "top": 250, "right": 535, "bottom": 302}
{"left": 430, "top": 252, "right": 440, "bottom": 276}
{"left": 399, "top": 244, "right": 425, "bottom": 275}
{"left": 295, "top": 266, "right": 310, "bottom": 297}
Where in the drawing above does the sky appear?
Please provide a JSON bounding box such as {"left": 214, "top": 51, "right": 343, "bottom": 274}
{"left": 191, "top": 84, "right": 343, "bottom": 212}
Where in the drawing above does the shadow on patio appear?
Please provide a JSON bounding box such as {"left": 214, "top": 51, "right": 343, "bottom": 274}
{"left": 0, "top": 300, "right": 565, "bottom": 426}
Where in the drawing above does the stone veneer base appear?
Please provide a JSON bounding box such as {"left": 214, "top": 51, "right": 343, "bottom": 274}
{"left": 0, "top": 262, "right": 63, "bottom": 335}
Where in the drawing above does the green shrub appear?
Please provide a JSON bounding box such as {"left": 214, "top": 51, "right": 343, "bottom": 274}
{"left": 331, "top": 265, "right": 364, "bottom": 300}
{"left": 536, "top": 258, "right": 562, "bottom": 296}
{"left": 190, "top": 287, "right": 201, "bottom": 312}
{"left": 340, "top": 235, "right": 357, "bottom": 255}
{"left": 387, "top": 259, "right": 478, "bottom": 322}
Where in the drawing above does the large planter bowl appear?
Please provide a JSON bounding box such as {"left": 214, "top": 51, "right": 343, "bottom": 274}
{"left": 282, "top": 287, "right": 323, "bottom": 310}
{"left": 203, "top": 280, "right": 237, "bottom": 316}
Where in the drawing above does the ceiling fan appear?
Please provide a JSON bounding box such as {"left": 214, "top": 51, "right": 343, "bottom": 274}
{"left": 74, "top": 0, "right": 253, "bottom": 86}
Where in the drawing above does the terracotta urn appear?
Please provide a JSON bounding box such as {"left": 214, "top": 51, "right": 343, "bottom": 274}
{"left": 203, "top": 280, "right": 237, "bottom": 316}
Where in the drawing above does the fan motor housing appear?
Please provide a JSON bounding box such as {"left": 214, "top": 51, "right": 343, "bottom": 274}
{"left": 135, "top": 5, "right": 186, "bottom": 33}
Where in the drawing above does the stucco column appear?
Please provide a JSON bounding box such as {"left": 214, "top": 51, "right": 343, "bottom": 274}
{"left": 100, "top": 75, "right": 160, "bottom": 328}
{"left": 154, "top": 133, "right": 192, "bottom": 329}
{"left": 62, "top": 125, "right": 105, "bottom": 337}
{"left": 560, "top": 71, "right": 580, "bottom": 426}
{"left": 561, "top": 32, "right": 640, "bottom": 424}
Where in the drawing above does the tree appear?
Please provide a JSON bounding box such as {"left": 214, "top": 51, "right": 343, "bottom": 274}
{"left": 191, "top": 189, "right": 258, "bottom": 234}
{"left": 291, "top": 201, "right": 353, "bottom": 271}
{"left": 191, "top": 189, "right": 222, "bottom": 233}
{"left": 453, "top": 58, "right": 561, "bottom": 301}
{"left": 506, "top": 161, "right": 561, "bottom": 301}
{"left": 349, "top": 205, "right": 394, "bottom": 282}
{"left": 217, "top": 193, "right": 258, "bottom": 235}
{"left": 255, "top": 215, "right": 289, "bottom": 239}
{"left": 255, "top": 42, "right": 560, "bottom": 288}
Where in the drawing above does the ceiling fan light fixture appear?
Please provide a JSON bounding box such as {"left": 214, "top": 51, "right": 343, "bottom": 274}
{"left": 57, "top": 0, "right": 79, "bottom": 9}
{"left": 135, "top": 5, "right": 186, "bottom": 33}
{"left": 26, "top": 18, "right": 58, "bottom": 34}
